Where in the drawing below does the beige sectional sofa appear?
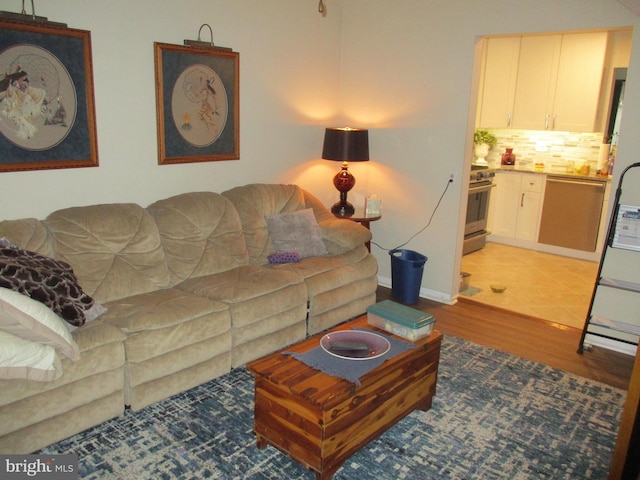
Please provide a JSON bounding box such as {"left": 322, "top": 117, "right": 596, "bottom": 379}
{"left": 0, "top": 184, "right": 378, "bottom": 454}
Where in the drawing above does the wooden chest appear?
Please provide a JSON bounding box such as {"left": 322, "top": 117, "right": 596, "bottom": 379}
{"left": 246, "top": 315, "right": 442, "bottom": 479}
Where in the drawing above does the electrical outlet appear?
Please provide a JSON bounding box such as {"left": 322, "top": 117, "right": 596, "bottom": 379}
{"left": 449, "top": 173, "right": 455, "bottom": 183}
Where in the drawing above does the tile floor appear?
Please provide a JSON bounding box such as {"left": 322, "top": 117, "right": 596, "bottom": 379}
{"left": 460, "top": 242, "right": 599, "bottom": 329}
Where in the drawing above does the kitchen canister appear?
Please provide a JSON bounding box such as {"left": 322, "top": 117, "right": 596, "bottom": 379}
{"left": 501, "top": 148, "right": 516, "bottom": 166}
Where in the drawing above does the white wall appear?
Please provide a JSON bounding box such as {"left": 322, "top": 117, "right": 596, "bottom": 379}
{"left": 1, "top": 0, "right": 639, "bottom": 304}
{"left": 338, "top": 0, "right": 639, "bottom": 301}
{"left": 0, "top": 0, "right": 343, "bottom": 217}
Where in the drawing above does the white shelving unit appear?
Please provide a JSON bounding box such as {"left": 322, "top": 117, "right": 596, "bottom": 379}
{"left": 578, "top": 162, "right": 640, "bottom": 353}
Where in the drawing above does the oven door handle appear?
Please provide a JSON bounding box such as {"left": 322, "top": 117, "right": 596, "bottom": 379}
{"left": 468, "top": 183, "right": 496, "bottom": 193}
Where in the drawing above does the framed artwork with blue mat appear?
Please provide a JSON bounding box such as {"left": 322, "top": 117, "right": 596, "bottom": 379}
{"left": 0, "top": 19, "right": 98, "bottom": 172}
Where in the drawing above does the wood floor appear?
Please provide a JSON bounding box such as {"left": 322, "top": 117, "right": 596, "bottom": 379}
{"left": 376, "top": 286, "right": 634, "bottom": 390}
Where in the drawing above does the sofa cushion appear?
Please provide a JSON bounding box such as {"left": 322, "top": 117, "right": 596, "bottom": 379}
{"left": 265, "top": 208, "right": 328, "bottom": 258}
{"left": 0, "top": 319, "right": 125, "bottom": 406}
{"left": 224, "top": 184, "right": 373, "bottom": 262}
{"left": 273, "top": 244, "right": 371, "bottom": 278}
{"left": 99, "top": 288, "right": 229, "bottom": 335}
{"left": 178, "top": 265, "right": 301, "bottom": 304}
{"left": 176, "top": 265, "right": 305, "bottom": 326}
{"left": 222, "top": 184, "right": 311, "bottom": 264}
{"left": 0, "top": 218, "right": 55, "bottom": 258}
{"left": 0, "top": 288, "right": 79, "bottom": 361}
{"left": 0, "top": 330, "right": 62, "bottom": 382}
{"left": 46, "top": 203, "right": 171, "bottom": 304}
{"left": 98, "top": 287, "right": 231, "bottom": 407}
{"left": 147, "top": 192, "right": 249, "bottom": 284}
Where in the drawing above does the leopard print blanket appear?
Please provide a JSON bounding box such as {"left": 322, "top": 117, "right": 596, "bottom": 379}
{"left": 0, "top": 246, "right": 97, "bottom": 327}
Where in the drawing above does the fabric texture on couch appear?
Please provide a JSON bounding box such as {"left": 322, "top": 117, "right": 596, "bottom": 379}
{"left": 46, "top": 203, "right": 172, "bottom": 303}
{"left": 0, "top": 218, "right": 127, "bottom": 454}
{"left": 47, "top": 201, "right": 233, "bottom": 411}
{"left": 0, "top": 184, "right": 379, "bottom": 452}
{"left": 223, "top": 184, "right": 378, "bottom": 334}
{"left": 0, "top": 317, "right": 126, "bottom": 454}
{"left": 148, "top": 191, "right": 307, "bottom": 368}
{"left": 147, "top": 192, "right": 249, "bottom": 284}
{"left": 0, "top": 246, "right": 103, "bottom": 327}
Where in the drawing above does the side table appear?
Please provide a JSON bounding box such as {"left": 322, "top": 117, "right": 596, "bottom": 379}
{"left": 333, "top": 208, "right": 381, "bottom": 252}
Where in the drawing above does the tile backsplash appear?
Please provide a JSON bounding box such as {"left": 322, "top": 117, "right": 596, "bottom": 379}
{"left": 482, "top": 129, "right": 608, "bottom": 172}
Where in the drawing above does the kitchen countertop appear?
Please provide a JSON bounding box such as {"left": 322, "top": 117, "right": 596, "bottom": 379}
{"left": 491, "top": 165, "right": 610, "bottom": 182}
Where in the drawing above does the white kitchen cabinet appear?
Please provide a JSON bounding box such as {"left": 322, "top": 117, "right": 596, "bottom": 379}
{"left": 476, "top": 36, "right": 521, "bottom": 128}
{"left": 477, "top": 32, "right": 607, "bottom": 133}
{"left": 516, "top": 174, "right": 544, "bottom": 241}
{"left": 489, "top": 172, "right": 544, "bottom": 242}
{"left": 510, "top": 35, "right": 561, "bottom": 130}
{"left": 489, "top": 172, "right": 519, "bottom": 237}
{"left": 512, "top": 32, "right": 607, "bottom": 132}
{"left": 553, "top": 32, "right": 608, "bottom": 132}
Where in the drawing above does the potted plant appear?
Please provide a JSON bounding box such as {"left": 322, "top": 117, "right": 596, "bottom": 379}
{"left": 473, "top": 129, "right": 497, "bottom": 164}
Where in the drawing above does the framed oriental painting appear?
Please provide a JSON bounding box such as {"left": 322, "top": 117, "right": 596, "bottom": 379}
{"left": 154, "top": 42, "right": 239, "bottom": 165}
{"left": 0, "top": 20, "right": 98, "bottom": 172}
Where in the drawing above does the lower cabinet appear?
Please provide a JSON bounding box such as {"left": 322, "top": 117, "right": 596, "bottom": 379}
{"left": 487, "top": 170, "right": 610, "bottom": 260}
{"left": 489, "top": 172, "right": 544, "bottom": 242}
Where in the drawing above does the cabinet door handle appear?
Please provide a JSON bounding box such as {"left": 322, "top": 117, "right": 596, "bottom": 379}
{"left": 521, "top": 192, "right": 525, "bottom": 207}
{"left": 545, "top": 114, "right": 550, "bottom": 129}
{"left": 507, "top": 113, "right": 512, "bottom": 127}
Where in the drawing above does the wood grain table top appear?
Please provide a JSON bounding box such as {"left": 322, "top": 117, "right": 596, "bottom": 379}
{"left": 246, "top": 314, "right": 443, "bottom": 409}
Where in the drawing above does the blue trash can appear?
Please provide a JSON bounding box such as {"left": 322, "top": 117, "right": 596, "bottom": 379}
{"left": 389, "top": 249, "right": 428, "bottom": 304}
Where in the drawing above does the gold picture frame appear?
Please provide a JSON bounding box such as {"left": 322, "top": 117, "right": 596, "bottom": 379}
{"left": 154, "top": 42, "right": 239, "bottom": 165}
{"left": 0, "top": 20, "right": 99, "bottom": 172}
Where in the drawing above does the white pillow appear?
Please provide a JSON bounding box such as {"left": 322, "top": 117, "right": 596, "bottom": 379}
{"left": 0, "top": 288, "right": 80, "bottom": 361}
{"left": 0, "top": 330, "right": 63, "bottom": 382}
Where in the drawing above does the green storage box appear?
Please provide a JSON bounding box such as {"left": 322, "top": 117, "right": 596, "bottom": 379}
{"left": 367, "top": 300, "right": 435, "bottom": 341}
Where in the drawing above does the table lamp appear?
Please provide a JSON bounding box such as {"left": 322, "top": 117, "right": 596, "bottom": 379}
{"left": 321, "top": 127, "right": 369, "bottom": 217}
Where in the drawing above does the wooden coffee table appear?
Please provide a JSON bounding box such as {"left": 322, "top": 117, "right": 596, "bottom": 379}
{"left": 246, "top": 314, "right": 442, "bottom": 479}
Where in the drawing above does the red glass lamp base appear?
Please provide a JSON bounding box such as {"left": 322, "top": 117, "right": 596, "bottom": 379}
{"left": 332, "top": 163, "right": 356, "bottom": 217}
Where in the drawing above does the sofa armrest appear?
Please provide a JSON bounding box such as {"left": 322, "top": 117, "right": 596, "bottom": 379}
{"left": 317, "top": 217, "right": 372, "bottom": 254}
{"left": 303, "top": 190, "right": 372, "bottom": 254}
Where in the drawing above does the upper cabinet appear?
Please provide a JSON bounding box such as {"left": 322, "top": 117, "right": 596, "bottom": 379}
{"left": 552, "top": 32, "right": 608, "bottom": 132}
{"left": 511, "top": 34, "right": 563, "bottom": 130}
{"left": 477, "top": 32, "right": 608, "bottom": 132}
{"left": 476, "top": 37, "right": 521, "bottom": 129}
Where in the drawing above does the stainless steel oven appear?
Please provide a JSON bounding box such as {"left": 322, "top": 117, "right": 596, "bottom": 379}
{"left": 463, "top": 168, "right": 495, "bottom": 255}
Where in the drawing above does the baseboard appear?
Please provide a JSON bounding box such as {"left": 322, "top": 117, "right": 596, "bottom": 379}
{"left": 488, "top": 236, "right": 601, "bottom": 262}
{"left": 377, "top": 275, "right": 456, "bottom": 305}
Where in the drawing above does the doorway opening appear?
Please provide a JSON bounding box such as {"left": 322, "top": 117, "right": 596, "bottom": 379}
{"left": 461, "top": 28, "right": 632, "bottom": 329}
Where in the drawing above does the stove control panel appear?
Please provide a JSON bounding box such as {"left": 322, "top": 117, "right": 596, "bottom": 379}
{"left": 470, "top": 170, "right": 495, "bottom": 183}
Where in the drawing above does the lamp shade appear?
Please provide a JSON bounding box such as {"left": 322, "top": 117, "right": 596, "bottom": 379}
{"left": 321, "top": 128, "right": 369, "bottom": 162}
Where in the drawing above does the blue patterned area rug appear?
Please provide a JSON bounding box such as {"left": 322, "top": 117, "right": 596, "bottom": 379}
{"left": 39, "top": 335, "right": 625, "bottom": 479}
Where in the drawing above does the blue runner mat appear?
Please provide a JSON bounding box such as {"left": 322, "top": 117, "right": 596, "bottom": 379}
{"left": 285, "top": 328, "right": 417, "bottom": 385}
